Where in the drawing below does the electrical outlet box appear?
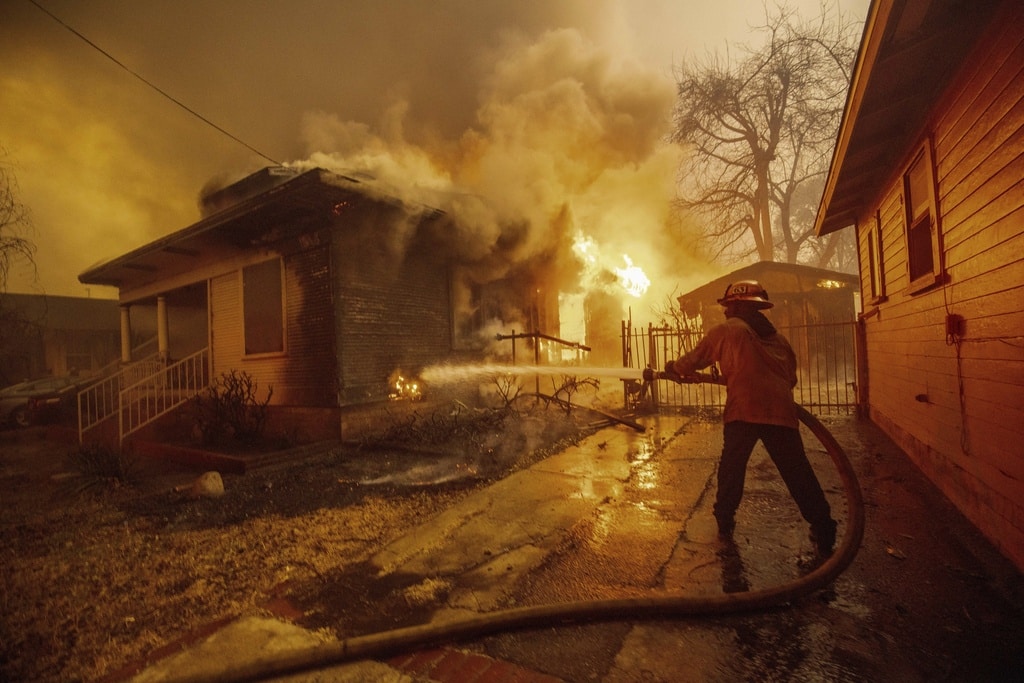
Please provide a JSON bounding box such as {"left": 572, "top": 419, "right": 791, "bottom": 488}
{"left": 945, "top": 313, "right": 965, "bottom": 338}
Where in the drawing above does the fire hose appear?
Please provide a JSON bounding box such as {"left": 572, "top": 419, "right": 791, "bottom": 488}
{"left": 174, "top": 370, "right": 865, "bottom": 683}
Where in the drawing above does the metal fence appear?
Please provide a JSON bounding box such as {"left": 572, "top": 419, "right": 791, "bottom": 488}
{"left": 621, "top": 319, "right": 860, "bottom": 416}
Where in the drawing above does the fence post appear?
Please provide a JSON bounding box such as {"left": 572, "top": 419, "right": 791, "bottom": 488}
{"left": 855, "top": 317, "right": 869, "bottom": 417}
{"left": 621, "top": 320, "right": 629, "bottom": 406}
{"left": 647, "top": 323, "right": 659, "bottom": 408}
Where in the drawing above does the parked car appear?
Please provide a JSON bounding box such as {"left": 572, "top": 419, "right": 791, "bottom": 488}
{"left": 0, "top": 376, "right": 84, "bottom": 427}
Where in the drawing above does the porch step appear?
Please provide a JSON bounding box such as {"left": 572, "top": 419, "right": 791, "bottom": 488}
{"left": 131, "top": 441, "right": 248, "bottom": 475}
{"left": 129, "top": 440, "right": 341, "bottom": 475}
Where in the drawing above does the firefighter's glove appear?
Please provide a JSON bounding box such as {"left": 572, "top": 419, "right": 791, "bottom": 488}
{"left": 662, "top": 361, "right": 684, "bottom": 384}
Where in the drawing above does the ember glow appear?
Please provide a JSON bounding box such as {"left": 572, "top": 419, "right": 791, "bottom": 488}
{"left": 388, "top": 372, "right": 423, "bottom": 401}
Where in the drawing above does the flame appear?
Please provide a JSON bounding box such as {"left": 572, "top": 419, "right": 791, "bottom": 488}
{"left": 614, "top": 255, "right": 650, "bottom": 298}
{"left": 388, "top": 371, "right": 423, "bottom": 401}
{"left": 571, "top": 230, "right": 650, "bottom": 298}
{"left": 572, "top": 232, "right": 599, "bottom": 266}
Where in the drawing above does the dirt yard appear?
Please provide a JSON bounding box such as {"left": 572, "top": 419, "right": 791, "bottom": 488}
{"left": 0, "top": 398, "right": 591, "bottom": 683}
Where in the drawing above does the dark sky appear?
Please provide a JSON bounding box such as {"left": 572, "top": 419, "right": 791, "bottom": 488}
{"left": 0, "top": 0, "right": 868, "bottom": 318}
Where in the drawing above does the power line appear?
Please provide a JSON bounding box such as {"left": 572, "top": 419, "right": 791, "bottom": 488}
{"left": 28, "top": 0, "right": 282, "bottom": 166}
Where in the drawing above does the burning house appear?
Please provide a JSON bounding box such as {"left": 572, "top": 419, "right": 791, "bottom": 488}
{"left": 77, "top": 166, "right": 563, "bottom": 443}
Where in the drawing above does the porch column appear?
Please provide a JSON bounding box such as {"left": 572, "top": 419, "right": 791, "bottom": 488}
{"left": 119, "top": 305, "right": 132, "bottom": 364}
{"left": 157, "top": 295, "right": 169, "bottom": 362}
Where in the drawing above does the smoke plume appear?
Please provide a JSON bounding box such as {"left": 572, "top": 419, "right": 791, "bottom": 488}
{"left": 290, "top": 27, "right": 714, "bottom": 342}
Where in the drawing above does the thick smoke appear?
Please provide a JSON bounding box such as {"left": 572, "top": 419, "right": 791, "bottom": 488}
{"left": 290, "top": 27, "right": 714, "bottom": 341}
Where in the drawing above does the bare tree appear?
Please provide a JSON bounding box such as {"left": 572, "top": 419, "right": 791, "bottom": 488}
{"left": 0, "top": 149, "right": 36, "bottom": 292}
{"left": 672, "top": 2, "right": 860, "bottom": 270}
{"left": 0, "top": 150, "right": 39, "bottom": 384}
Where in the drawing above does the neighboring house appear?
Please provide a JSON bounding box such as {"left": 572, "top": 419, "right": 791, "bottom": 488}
{"left": 78, "top": 166, "right": 556, "bottom": 442}
{"left": 0, "top": 292, "right": 129, "bottom": 386}
{"left": 675, "top": 261, "right": 859, "bottom": 331}
{"left": 814, "top": 0, "right": 1023, "bottom": 570}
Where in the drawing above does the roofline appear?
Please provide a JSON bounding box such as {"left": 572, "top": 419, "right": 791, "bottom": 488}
{"left": 78, "top": 167, "right": 328, "bottom": 283}
{"left": 813, "top": 0, "right": 890, "bottom": 237}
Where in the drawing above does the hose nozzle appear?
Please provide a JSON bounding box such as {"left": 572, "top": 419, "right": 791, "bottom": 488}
{"left": 642, "top": 364, "right": 685, "bottom": 384}
{"left": 642, "top": 362, "right": 721, "bottom": 385}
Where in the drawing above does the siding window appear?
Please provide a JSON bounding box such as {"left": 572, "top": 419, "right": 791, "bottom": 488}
{"left": 243, "top": 259, "right": 284, "bottom": 355}
{"left": 867, "top": 210, "right": 886, "bottom": 303}
{"left": 902, "top": 141, "right": 943, "bottom": 292}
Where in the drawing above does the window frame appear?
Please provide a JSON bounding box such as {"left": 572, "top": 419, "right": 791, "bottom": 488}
{"left": 242, "top": 257, "right": 286, "bottom": 357}
{"left": 866, "top": 209, "right": 887, "bottom": 304}
{"left": 901, "top": 139, "right": 944, "bottom": 293}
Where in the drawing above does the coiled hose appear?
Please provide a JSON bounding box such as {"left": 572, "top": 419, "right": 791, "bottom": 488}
{"left": 175, "top": 405, "right": 865, "bottom": 683}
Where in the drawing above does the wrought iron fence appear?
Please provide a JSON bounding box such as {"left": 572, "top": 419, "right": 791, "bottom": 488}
{"left": 621, "top": 319, "right": 859, "bottom": 416}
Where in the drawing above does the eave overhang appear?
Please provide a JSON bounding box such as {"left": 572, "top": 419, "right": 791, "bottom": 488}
{"left": 77, "top": 168, "right": 442, "bottom": 292}
{"left": 814, "top": 0, "right": 1004, "bottom": 236}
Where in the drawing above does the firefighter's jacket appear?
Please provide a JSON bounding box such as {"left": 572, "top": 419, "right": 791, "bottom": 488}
{"left": 670, "top": 315, "right": 799, "bottom": 429}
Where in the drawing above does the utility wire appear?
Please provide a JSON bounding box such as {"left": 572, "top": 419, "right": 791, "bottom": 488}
{"left": 28, "top": 0, "right": 282, "bottom": 166}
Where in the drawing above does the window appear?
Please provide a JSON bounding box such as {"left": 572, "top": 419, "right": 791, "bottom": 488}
{"left": 243, "top": 259, "right": 284, "bottom": 355}
{"left": 902, "top": 141, "right": 943, "bottom": 292}
{"left": 867, "top": 210, "right": 886, "bottom": 303}
{"left": 66, "top": 333, "right": 96, "bottom": 374}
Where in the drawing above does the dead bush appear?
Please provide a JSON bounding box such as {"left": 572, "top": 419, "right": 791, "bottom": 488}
{"left": 188, "top": 370, "right": 273, "bottom": 447}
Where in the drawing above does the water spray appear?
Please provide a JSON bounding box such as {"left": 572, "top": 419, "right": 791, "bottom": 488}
{"left": 420, "top": 362, "right": 644, "bottom": 385}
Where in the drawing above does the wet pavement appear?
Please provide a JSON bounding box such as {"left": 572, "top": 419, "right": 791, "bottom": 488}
{"left": 131, "top": 412, "right": 1024, "bottom": 682}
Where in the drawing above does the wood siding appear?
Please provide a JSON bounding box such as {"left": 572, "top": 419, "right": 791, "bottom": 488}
{"left": 209, "top": 242, "right": 337, "bottom": 408}
{"left": 857, "top": 6, "right": 1024, "bottom": 569}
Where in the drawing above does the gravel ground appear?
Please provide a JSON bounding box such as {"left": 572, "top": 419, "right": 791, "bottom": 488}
{"left": 0, "top": 400, "right": 588, "bottom": 683}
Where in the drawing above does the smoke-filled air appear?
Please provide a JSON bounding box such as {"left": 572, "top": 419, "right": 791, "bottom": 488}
{"left": 1, "top": 1, "right": 863, "bottom": 324}
{"left": 292, "top": 27, "right": 716, "bottom": 342}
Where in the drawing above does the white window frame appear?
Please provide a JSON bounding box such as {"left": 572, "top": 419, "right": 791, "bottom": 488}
{"left": 867, "top": 209, "right": 887, "bottom": 304}
{"left": 902, "top": 139, "right": 944, "bottom": 293}
{"left": 242, "top": 257, "right": 286, "bottom": 356}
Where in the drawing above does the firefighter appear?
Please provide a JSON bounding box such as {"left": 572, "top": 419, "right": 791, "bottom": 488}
{"left": 667, "top": 280, "right": 837, "bottom": 556}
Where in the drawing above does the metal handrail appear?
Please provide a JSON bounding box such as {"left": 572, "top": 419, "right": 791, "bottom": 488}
{"left": 77, "top": 349, "right": 163, "bottom": 444}
{"left": 119, "top": 348, "right": 209, "bottom": 444}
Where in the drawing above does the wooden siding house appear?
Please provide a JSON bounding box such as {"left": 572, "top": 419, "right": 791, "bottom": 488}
{"left": 78, "top": 166, "right": 554, "bottom": 443}
{"left": 814, "top": 0, "right": 1024, "bottom": 570}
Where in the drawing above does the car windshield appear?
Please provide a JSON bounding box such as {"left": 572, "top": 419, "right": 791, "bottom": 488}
{"left": 1, "top": 377, "right": 73, "bottom": 395}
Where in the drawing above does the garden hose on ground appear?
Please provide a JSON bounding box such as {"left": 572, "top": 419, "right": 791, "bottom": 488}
{"left": 175, "top": 404, "right": 865, "bottom": 683}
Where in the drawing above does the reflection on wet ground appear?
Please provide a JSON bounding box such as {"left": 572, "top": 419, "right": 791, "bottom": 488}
{"left": 716, "top": 538, "right": 750, "bottom": 594}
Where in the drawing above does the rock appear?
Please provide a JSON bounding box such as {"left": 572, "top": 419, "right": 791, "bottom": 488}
{"left": 175, "top": 471, "right": 225, "bottom": 499}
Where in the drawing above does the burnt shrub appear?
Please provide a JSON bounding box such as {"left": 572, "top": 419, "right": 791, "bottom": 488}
{"left": 188, "top": 370, "right": 273, "bottom": 447}
{"left": 63, "top": 441, "right": 137, "bottom": 493}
